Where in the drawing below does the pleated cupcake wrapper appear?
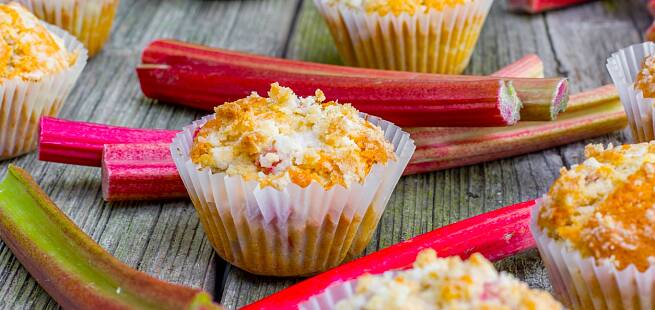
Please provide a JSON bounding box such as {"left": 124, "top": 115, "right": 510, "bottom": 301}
{"left": 607, "top": 42, "right": 655, "bottom": 143}
{"left": 17, "top": 0, "right": 119, "bottom": 57}
{"left": 171, "top": 114, "right": 415, "bottom": 276}
{"left": 299, "top": 275, "right": 361, "bottom": 309}
{"left": 0, "top": 23, "right": 87, "bottom": 160}
{"left": 314, "top": 0, "right": 492, "bottom": 74}
{"left": 530, "top": 201, "right": 655, "bottom": 310}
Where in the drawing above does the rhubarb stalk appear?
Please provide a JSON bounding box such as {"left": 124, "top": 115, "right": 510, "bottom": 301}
{"left": 138, "top": 40, "right": 569, "bottom": 123}
{"left": 102, "top": 143, "right": 186, "bottom": 201}
{"left": 243, "top": 199, "right": 538, "bottom": 310}
{"left": 405, "top": 85, "right": 626, "bottom": 175}
{"left": 507, "top": 0, "right": 594, "bottom": 13}
{"left": 0, "top": 165, "right": 221, "bottom": 309}
{"left": 39, "top": 116, "right": 178, "bottom": 167}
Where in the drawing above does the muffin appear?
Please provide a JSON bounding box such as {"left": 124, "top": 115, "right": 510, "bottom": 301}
{"left": 0, "top": 2, "right": 86, "bottom": 160}
{"left": 314, "top": 0, "right": 493, "bottom": 74}
{"left": 607, "top": 42, "right": 655, "bottom": 142}
{"left": 300, "top": 249, "right": 563, "bottom": 310}
{"left": 14, "top": 0, "right": 119, "bottom": 57}
{"left": 170, "top": 83, "right": 415, "bottom": 276}
{"left": 532, "top": 142, "right": 655, "bottom": 309}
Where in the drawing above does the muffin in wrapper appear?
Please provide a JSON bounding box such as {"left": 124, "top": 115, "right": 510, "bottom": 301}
{"left": 531, "top": 200, "right": 655, "bottom": 310}
{"left": 16, "top": 0, "right": 119, "bottom": 57}
{"left": 170, "top": 113, "right": 415, "bottom": 277}
{"left": 0, "top": 24, "right": 87, "bottom": 160}
{"left": 607, "top": 42, "right": 655, "bottom": 142}
{"left": 314, "top": 0, "right": 493, "bottom": 74}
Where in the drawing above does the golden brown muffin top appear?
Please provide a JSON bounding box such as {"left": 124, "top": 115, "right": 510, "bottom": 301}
{"left": 190, "top": 83, "right": 396, "bottom": 190}
{"left": 331, "top": 0, "right": 469, "bottom": 15}
{"left": 0, "top": 2, "right": 75, "bottom": 81}
{"left": 538, "top": 143, "right": 655, "bottom": 271}
{"left": 636, "top": 55, "right": 655, "bottom": 98}
{"left": 335, "top": 249, "right": 563, "bottom": 310}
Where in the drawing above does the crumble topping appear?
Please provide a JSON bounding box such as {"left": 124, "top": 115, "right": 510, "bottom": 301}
{"left": 538, "top": 142, "right": 655, "bottom": 271}
{"left": 335, "top": 249, "right": 562, "bottom": 310}
{"left": 636, "top": 55, "right": 655, "bottom": 98}
{"left": 190, "top": 83, "right": 396, "bottom": 190}
{"left": 0, "top": 2, "right": 75, "bottom": 81}
{"left": 329, "top": 0, "right": 469, "bottom": 15}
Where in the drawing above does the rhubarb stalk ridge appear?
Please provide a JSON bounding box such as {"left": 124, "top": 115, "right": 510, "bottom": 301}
{"left": 0, "top": 165, "right": 222, "bottom": 310}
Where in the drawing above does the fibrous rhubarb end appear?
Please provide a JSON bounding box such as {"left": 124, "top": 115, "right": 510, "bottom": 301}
{"left": 513, "top": 78, "right": 569, "bottom": 121}
{"left": 507, "top": 0, "right": 594, "bottom": 13}
{"left": 243, "top": 200, "right": 538, "bottom": 310}
{"left": 0, "top": 165, "right": 222, "bottom": 310}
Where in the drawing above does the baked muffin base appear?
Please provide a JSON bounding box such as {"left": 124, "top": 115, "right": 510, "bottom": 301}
{"left": 0, "top": 24, "right": 87, "bottom": 160}
{"left": 171, "top": 114, "right": 415, "bottom": 277}
{"left": 314, "top": 0, "right": 492, "bottom": 74}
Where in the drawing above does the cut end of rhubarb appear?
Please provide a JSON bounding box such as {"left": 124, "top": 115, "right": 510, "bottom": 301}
{"left": 551, "top": 78, "right": 570, "bottom": 118}
{"left": 500, "top": 81, "right": 522, "bottom": 125}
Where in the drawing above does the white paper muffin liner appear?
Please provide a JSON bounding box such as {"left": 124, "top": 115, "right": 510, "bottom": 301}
{"left": 607, "top": 42, "right": 655, "bottom": 143}
{"left": 531, "top": 200, "right": 655, "bottom": 310}
{"left": 170, "top": 113, "right": 415, "bottom": 277}
{"left": 314, "top": 0, "right": 492, "bottom": 74}
{"left": 15, "top": 0, "right": 120, "bottom": 57}
{"left": 0, "top": 23, "right": 87, "bottom": 160}
{"left": 299, "top": 275, "right": 363, "bottom": 310}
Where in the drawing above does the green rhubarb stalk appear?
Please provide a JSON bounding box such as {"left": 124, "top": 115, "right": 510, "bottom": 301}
{"left": 0, "top": 165, "right": 222, "bottom": 310}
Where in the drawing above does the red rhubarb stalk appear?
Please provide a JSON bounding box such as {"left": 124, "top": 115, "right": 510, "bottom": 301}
{"left": 39, "top": 116, "right": 178, "bottom": 167}
{"left": 0, "top": 165, "right": 222, "bottom": 309}
{"left": 138, "top": 40, "right": 569, "bottom": 123}
{"left": 102, "top": 143, "right": 186, "bottom": 201}
{"left": 507, "top": 0, "right": 594, "bottom": 13}
{"left": 405, "top": 85, "right": 626, "bottom": 175}
{"left": 138, "top": 64, "right": 522, "bottom": 127}
{"left": 243, "top": 199, "right": 538, "bottom": 310}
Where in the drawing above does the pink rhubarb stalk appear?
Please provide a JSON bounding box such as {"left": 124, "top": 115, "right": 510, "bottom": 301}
{"left": 507, "top": 0, "right": 594, "bottom": 13}
{"left": 138, "top": 40, "right": 568, "bottom": 124}
{"left": 405, "top": 85, "right": 626, "bottom": 175}
{"left": 102, "top": 143, "right": 186, "bottom": 201}
{"left": 39, "top": 116, "right": 178, "bottom": 167}
{"left": 243, "top": 199, "right": 538, "bottom": 310}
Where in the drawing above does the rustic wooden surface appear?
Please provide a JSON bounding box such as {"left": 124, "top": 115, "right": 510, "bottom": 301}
{"left": 0, "top": 0, "right": 647, "bottom": 308}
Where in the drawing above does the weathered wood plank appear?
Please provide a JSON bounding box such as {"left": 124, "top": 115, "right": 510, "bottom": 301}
{"left": 219, "top": 0, "right": 648, "bottom": 308}
{"left": 0, "top": 0, "right": 300, "bottom": 308}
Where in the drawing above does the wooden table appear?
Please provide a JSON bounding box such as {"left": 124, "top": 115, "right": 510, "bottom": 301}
{"left": 0, "top": 0, "right": 646, "bottom": 308}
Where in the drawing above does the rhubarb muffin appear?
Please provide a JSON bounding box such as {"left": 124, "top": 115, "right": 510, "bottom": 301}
{"left": 14, "top": 0, "right": 119, "bottom": 57}
{"left": 0, "top": 2, "right": 86, "bottom": 160}
{"left": 607, "top": 42, "right": 655, "bottom": 142}
{"left": 532, "top": 142, "right": 655, "bottom": 309}
{"left": 313, "top": 0, "right": 492, "bottom": 74}
{"left": 300, "top": 249, "right": 563, "bottom": 310}
{"left": 170, "top": 83, "right": 415, "bottom": 276}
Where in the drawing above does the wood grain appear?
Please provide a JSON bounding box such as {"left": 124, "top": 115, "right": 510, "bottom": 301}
{"left": 0, "top": 0, "right": 647, "bottom": 309}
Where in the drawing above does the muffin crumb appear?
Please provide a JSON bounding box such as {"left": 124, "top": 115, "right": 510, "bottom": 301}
{"left": 335, "top": 249, "right": 562, "bottom": 310}
{"left": 190, "top": 83, "right": 396, "bottom": 190}
{"left": 539, "top": 142, "right": 655, "bottom": 271}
